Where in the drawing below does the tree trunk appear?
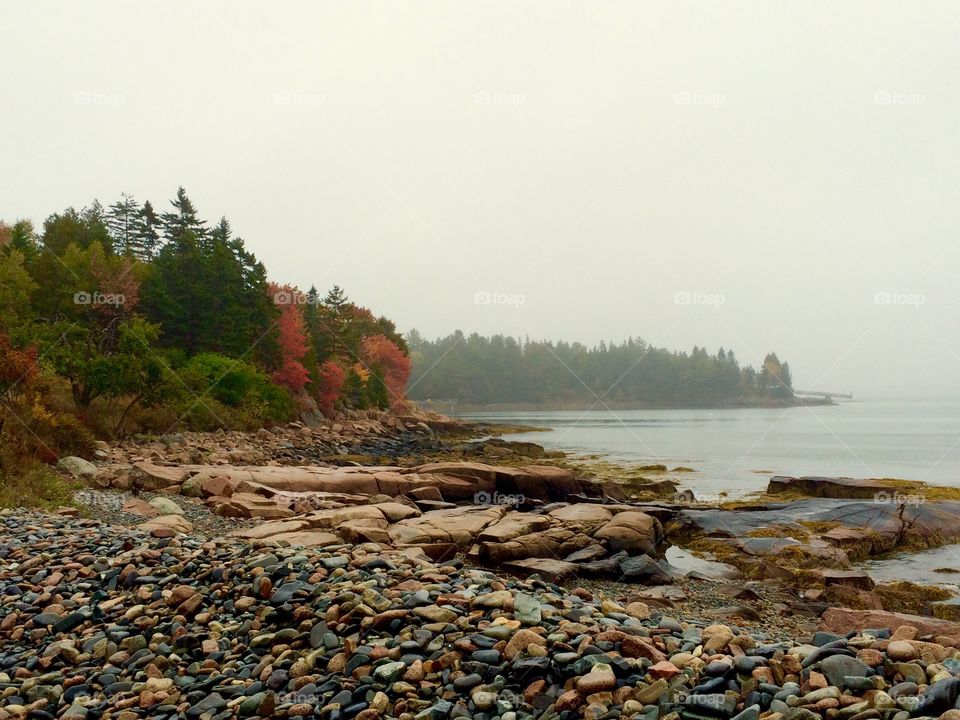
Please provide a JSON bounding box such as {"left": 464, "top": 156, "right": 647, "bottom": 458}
{"left": 114, "top": 394, "right": 143, "bottom": 436}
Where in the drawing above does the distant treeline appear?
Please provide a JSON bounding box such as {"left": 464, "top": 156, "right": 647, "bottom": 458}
{"left": 406, "top": 331, "right": 794, "bottom": 406}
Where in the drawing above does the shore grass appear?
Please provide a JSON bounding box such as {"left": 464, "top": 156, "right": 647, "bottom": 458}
{"left": 0, "top": 461, "right": 79, "bottom": 511}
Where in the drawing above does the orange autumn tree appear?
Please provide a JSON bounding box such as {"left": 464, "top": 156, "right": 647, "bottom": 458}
{"left": 315, "top": 359, "right": 345, "bottom": 417}
{"left": 0, "top": 333, "right": 39, "bottom": 438}
{"left": 361, "top": 334, "right": 411, "bottom": 408}
{"left": 269, "top": 284, "right": 311, "bottom": 393}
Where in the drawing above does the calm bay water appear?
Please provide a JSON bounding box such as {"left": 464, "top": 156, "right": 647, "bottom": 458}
{"left": 459, "top": 399, "right": 960, "bottom": 498}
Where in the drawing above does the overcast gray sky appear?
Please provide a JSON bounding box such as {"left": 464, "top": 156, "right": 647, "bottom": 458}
{"left": 3, "top": 2, "right": 959, "bottom": 397}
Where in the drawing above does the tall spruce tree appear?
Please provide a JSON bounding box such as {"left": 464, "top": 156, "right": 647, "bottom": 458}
{"left": 142, "top": 191, "right": 274, "bottom": 359}
{"left": 107, "top": 192, "right": 142, "bottom": 257}
{"left": 159, "top": 186, "right": 207, "bottom": 244}
{"left": 134, "top": 200, "right": 162, "bottom": 259}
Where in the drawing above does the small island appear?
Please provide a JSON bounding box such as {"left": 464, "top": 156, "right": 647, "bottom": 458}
{"left": 407, "top": 331, "right": 824, "bottom": 410}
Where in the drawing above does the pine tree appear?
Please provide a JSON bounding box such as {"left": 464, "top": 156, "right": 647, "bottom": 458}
{"left": 4, "top": 220, "right": 38, "bottom": 267}
{"left": 160, "top": 186, "right": 207, "bottom": 244}
{"left": 324, "top": 285, "right": 348, "bottom": 309}
{"left": 107, "top": 192, "right": 142, "bottom": 257}
{"left": 134, "top": 200, "right": 162, "bottom": 259}
{"left": 142, "top": 194, "right": 273, "bottom": 359}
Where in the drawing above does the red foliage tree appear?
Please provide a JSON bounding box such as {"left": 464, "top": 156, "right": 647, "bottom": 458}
{"left": 269, "top": 284, "right": 310, "bottom": 393}
{"left": 361, "top": 334, "right": 411, "bottom": 407}
{"left": 316, "top": 359, "right": 346, "bottom": 417}
{"left": 90, "top": 251, "right": 140, "bottom": 316}
{"left": 0, "top": 333, "right": 39, "bottom": 443}
{"left": 0, "top": 333, "right": 38, "bottom": 408}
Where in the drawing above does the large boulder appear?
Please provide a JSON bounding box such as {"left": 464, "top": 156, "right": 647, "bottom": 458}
{"left": 200, "top": 475, "right": 239, "bottom": 498}
{"left": 618, "top": 554, "right": 675, "bottom": 584}
{"left": 388, "top": 506, "right": 506, "bottom": 546}
{"left": 497, "top": 465, "right": 583, "bottom": 501}
{"left": 130, "top": 461, "right": 193, "bottom": 491}
{"left": 594, "top": 511, "right": 663, "bottom": 555}
{"left": 549, "top": 504, "right": 614, "bottom": 534}
{"left": 481, "top": 527, "right": 594, "bottom": 564}
{"left": 212, "top": 493, "right": 295, "bottom": 520}
{"left": 379, "top": 472, "right": 479, "bottom": 501}
{"left": 57, "top": 456, "right": 98, "bottom": 479}
{"left": 372, "top": 502, "right": 421, "bottom": 523}
{"left": 336, "top": 519, "right": 391, "bottom": 544}
{"left": 478, "top": 513, "right": 553, "bottom": 543}
{"left": 148, "top": 496, "right": 183, "bottom": 516}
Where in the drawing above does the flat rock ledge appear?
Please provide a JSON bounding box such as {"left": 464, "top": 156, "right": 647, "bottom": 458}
{"left": 75, "top": 458, "right": 960, "bottom": 590}
{"left": 4, "top": 511, "right": 960, "bottom": 720}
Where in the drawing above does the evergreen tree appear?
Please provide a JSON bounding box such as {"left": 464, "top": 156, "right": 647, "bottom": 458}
{"left": 324, "top": 285, "right": 348, "bottom": 309}
{"left": 142, "top": 193, "right": 273, "bottom": 359}
{"left": 107, "top": 192, "right": 142, "bottom": 257}
{"left": 160, "top": 186, "right": 207, "bottom": 244}
{"left": 31, "top": 206, "right": 113, "bottom": 321}
{"left": 7, "top": 220, "right": 38, "bottom": 260}
{"left": 134, "top": 200, "right": 162, "bottom": 259}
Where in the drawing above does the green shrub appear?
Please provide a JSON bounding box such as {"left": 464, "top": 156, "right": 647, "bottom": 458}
{"left": 176, "top": 352, "right": 294, "bottom": 428}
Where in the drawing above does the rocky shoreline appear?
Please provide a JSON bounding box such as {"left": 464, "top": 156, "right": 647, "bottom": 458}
{"left": 6, "top": 414, "right": 960, "bottom": 718}
{"left": 4, "top": 510, "right": 960, "bottom": 720}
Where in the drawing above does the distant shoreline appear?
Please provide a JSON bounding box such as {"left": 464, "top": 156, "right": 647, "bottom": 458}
{"left": 417, "top": 397, "right": 834, "bottom": 414}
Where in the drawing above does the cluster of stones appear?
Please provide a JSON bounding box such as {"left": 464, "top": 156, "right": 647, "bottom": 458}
{"left": 4, "top": 511, "right": 960, "bottom": 720}
{"left": 88, "top": 409, "right": 463, "bottom": 471}
{"left": 60, "top": 447, "right": 960, "bottom": 595}
{"left": 66, "top": 454, "right": 682, "bottom": 583}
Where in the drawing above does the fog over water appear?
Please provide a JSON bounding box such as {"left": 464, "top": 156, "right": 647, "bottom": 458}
{"left": 462, "top": 398, "right": 960, "bottom": 497}
{"left": 4, "top": 3, "right": 960, "bottom": 396}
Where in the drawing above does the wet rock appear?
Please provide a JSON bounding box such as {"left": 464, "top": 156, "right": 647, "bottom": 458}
{"left": 819, "top": 655, "right": 872, "bottom": 687}
{"left": 767, "top": 476, "right": 889, "bottom": 499}
{"left": 618, "top": 554, "right": 674, "bottom": 584}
